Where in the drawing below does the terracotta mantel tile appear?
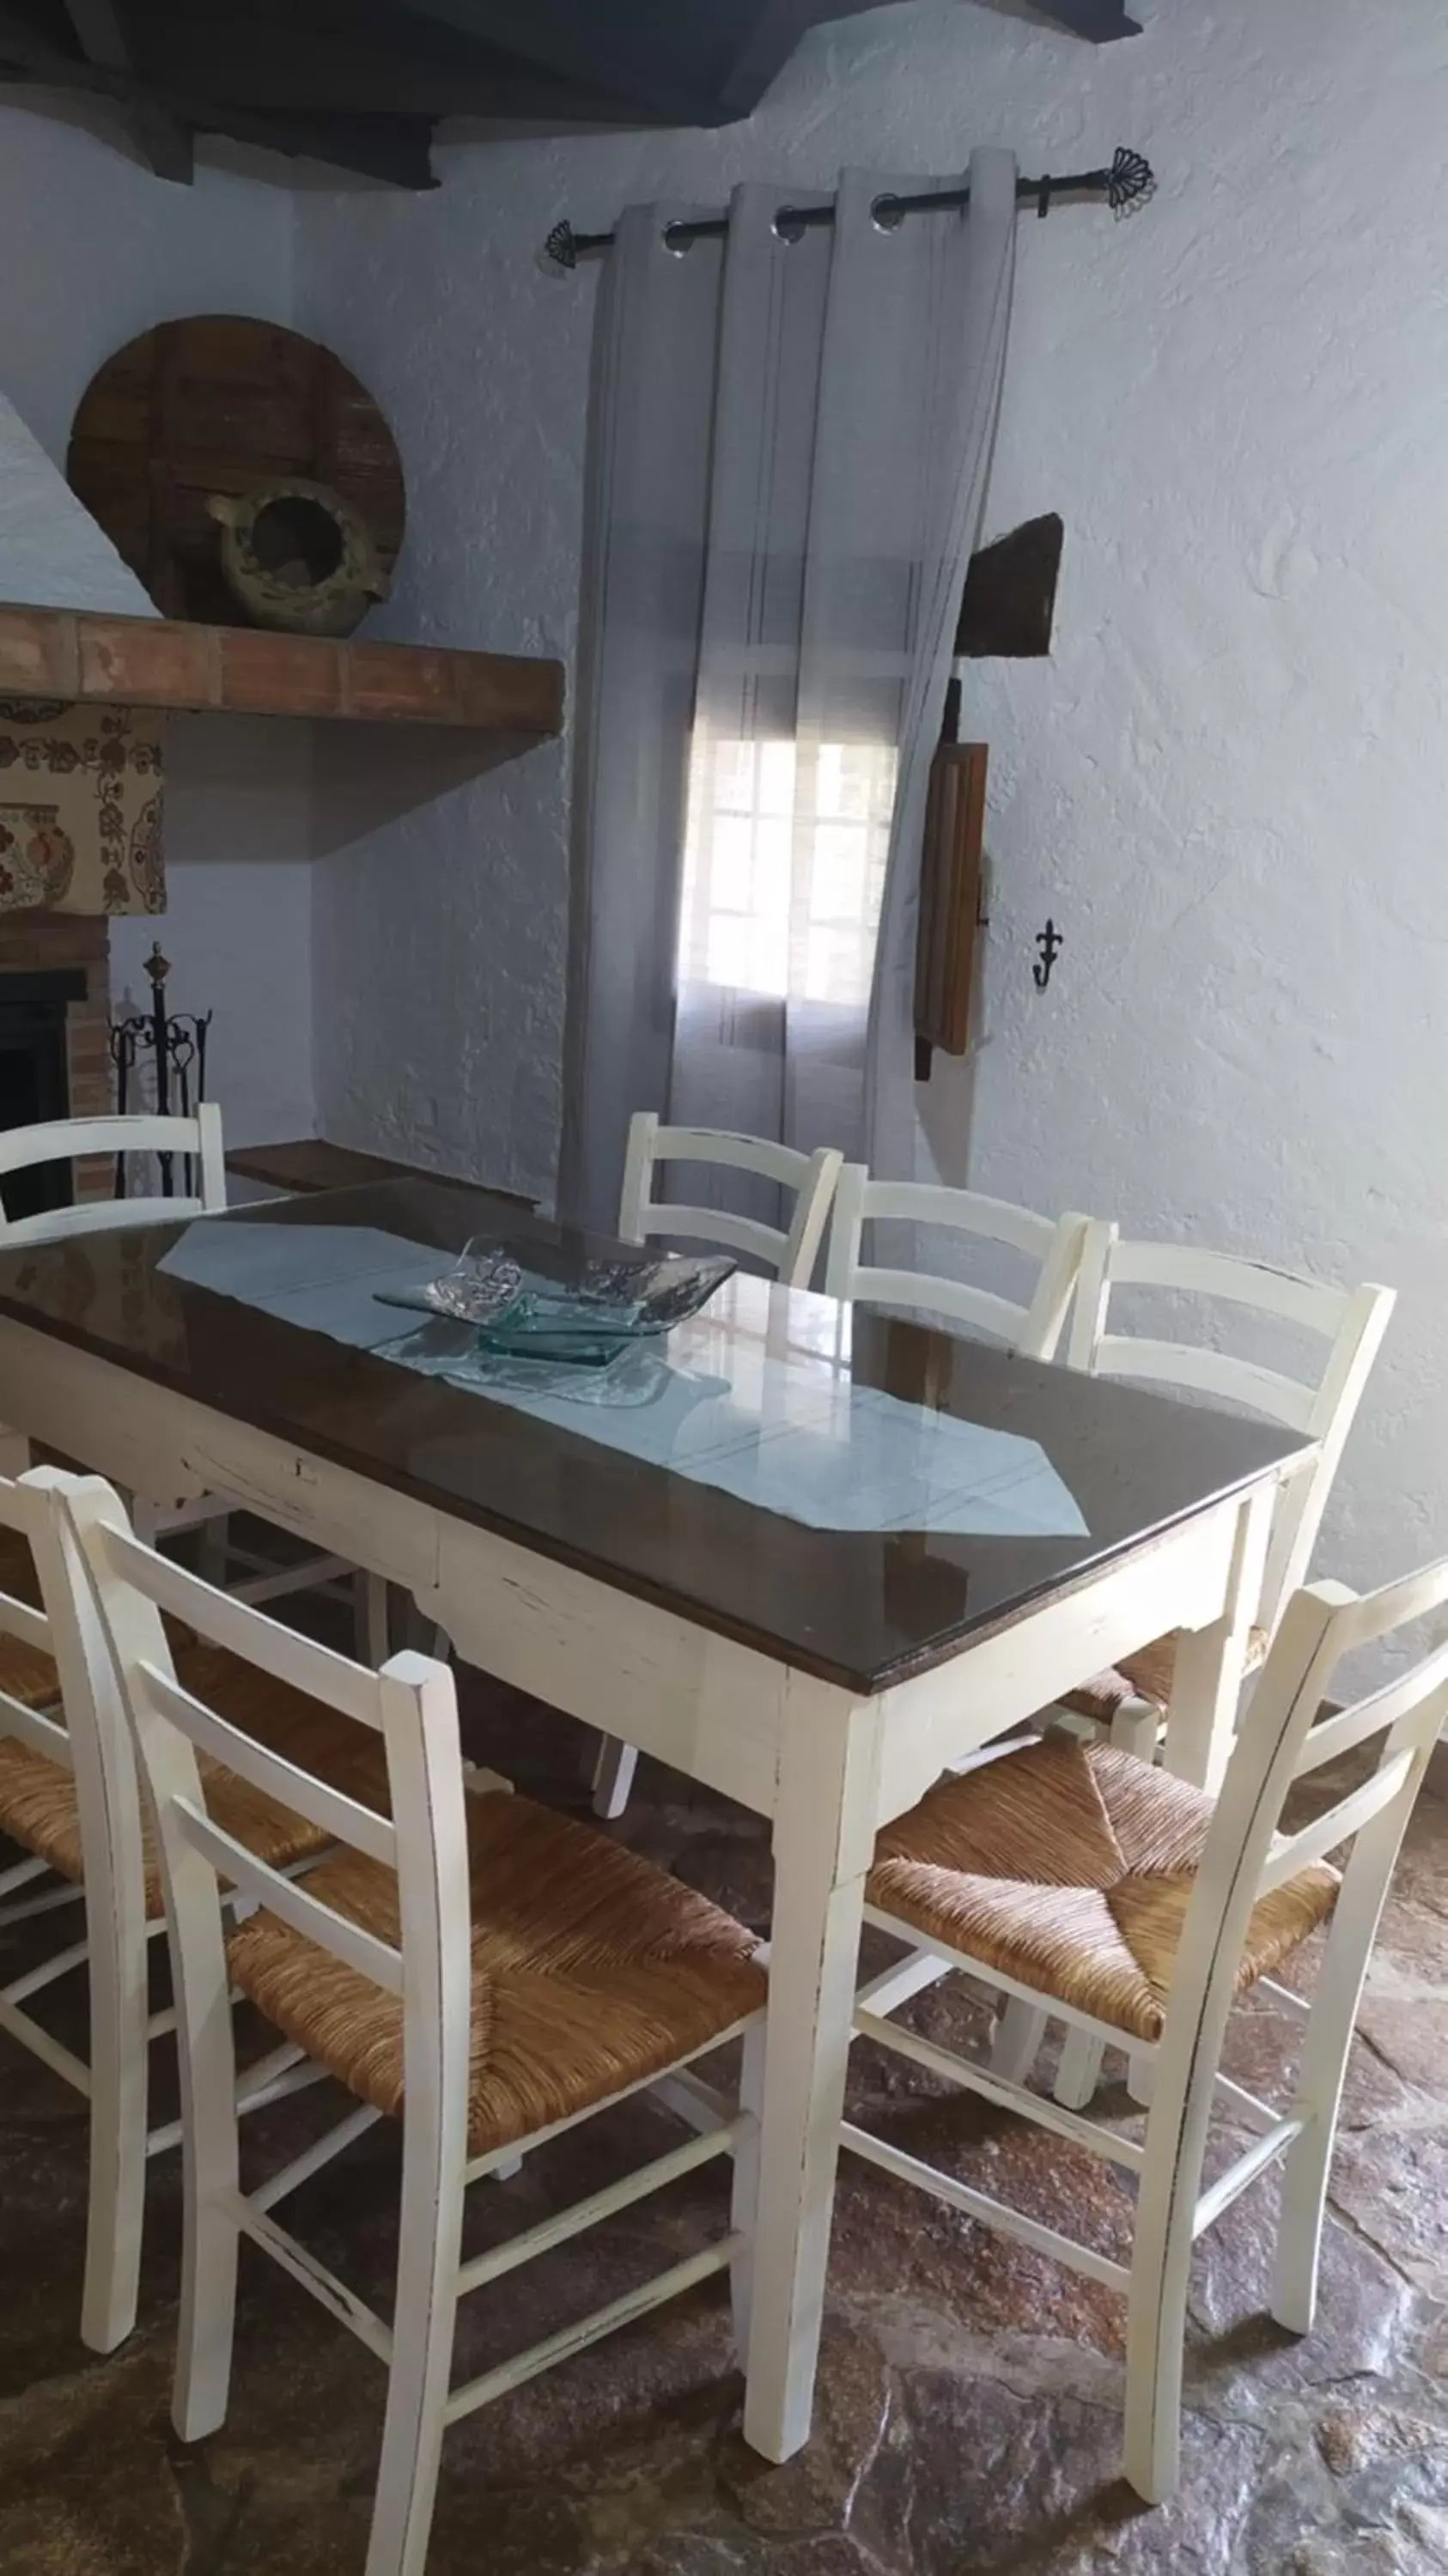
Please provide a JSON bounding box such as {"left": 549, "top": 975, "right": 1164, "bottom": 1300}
{"left": 77, "top": 616, "right": 216, "bottom": 708}
{"left": 0, "top": 603, "right": 563, "bottom": 739}
{"left": 219, "top": 629, "right": 345, "bottom": 716}
{"left": 0, "top": 609, "right": 80, "bottom": 699}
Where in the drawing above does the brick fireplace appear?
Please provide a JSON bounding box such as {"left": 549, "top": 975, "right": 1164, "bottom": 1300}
{"left": 0, "top": 913, "right": 112, "bottom": 1216}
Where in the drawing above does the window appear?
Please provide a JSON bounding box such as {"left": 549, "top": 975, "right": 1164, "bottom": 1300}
{"left": 677, "top": 732, "right": 898, "bottom": 1006}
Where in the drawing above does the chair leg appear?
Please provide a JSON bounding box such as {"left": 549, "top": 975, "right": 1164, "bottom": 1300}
{"left": 1271, "top": 1958, "right": 1365, "bottom": 2336}
{"left": 173, "top": 1934, "right": 242, "bottom": 2443}
{"left": 357, "top": 1574, "right": 392, "bottom": 1668}
{"left": 197, "top": 1514, "right": 230, "bottom": 1591}
{"left": 1110, "top": 1695, "right": 1164, "bottom": 1763}
{"left": 173, "top": 2110, "right": 240, "bottom": 2444}
{"left": 592, "top": 1735, "right": 638, "bottom": 1820}
{"left": 364, "top": 2116, "right": 465, "bottom": 2576}
{"left": 1272, "top": 2108, "right": 1336, "bottom": 2337}
{"left": 730, "top": 2019, "right": 766, "bottom": 2354}
{"left": 80, "top": 1904, "right": 150, "bottom": 2354}
{"left": 1122, "top": 2057, "right": 1215, "bottom": 2507}
{"left": 1055, "top": 2029, "right": 1108, "bottom": 2109}
{"left": 1123, "top": 2210, "right": 1194, "bottom": 2505}
{"left": 1126, "top": 2048, "right": 1155, "bottom": 2107}
{"left": 990, "top": 1997, "right": 1049, "bottom": 2086}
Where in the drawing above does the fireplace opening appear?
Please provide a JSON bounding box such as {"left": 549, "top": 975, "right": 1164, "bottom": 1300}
{"left": 0, "top": 969, "right": 87, "bottom": 1222}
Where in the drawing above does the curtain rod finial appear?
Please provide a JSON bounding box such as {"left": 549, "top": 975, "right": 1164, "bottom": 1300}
{"left": 1109, "top": 148, "right": 1155, "bottom": 215}
{"left": 539, "top": 219, "right": 579, "bottom": 278}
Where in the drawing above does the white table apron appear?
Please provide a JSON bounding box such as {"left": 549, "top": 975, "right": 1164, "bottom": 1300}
{"left": 0, "top": 1315, "right": 1289, "bottom": 2463}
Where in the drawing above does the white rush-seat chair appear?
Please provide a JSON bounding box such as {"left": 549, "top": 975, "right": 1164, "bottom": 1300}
{"left": 1012, "top": 1218, "right": 1394, "bottom": 2110}
{"left": 618, "top": 1112, "right": 843, "bottom": 1290}
{"left": 1053, "top": 1221, "right": 1395, "bottom": 1760}
{"left": 593, "top": 1111, "right": 844, "bottom": 1820}
{"left": 0, "top": 1108, "right": 374, "bottom": 1643}
{"left": 0, "top": 1105, "right": 228, "bottom": 1247}
{"left": 848, "top": 1559, "right": 1448, "bottom": 2505}
{"left": 0, "top": 1467, "right": 391, "bottom": 2354}
{"left": 823, "top": 1163, "right": 1090, "bottom": 1362}
{"left": 46, "top": 1469, "right": 767, "bottom": 2576}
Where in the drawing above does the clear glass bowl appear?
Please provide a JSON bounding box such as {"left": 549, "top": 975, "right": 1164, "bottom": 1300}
{"left": 397, "top": 1240, "right": 738, "bottom": 1366}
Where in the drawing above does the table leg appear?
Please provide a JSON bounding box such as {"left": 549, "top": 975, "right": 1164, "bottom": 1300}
{"left": 1162, "top": 1485, "right": 1274, "bottom": 1793}
{"left": 743, "top": 1693, "right": 879, "bottom": 2464}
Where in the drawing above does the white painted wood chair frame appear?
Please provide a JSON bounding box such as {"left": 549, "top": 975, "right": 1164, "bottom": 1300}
{"left": 0, "top": 1469, "right": 324, "bottom": 2357}
{"left": 597, "top": 1113, "right": 845, "bottom": 1818}
{"left": 0, "top": 1280, "right": 1303, "bottom": 2469}
{"left": 0, "top": 1109, "right": 383, "bottom": 1651}
{"left": 848, "top": 1562, "right": 1448, "bottom": 2503}
{"left": 1027, "top": 1218, "right": 1395, "bottom": 2111}
{"left": 1067, "top": 1222, "right": 1394, "bottom": 1660}
{"left": 618, "top": 1112, "right": 843, "bottom": 1289}
{"left": 0, "top": 1106, "right": 227, "bottom": 1248}
{"left": 52, "top": 1473, "right": 764, "bottom": 2576}
{"left": 823, "top": 1163, "right": 1090, "bottom": 1362}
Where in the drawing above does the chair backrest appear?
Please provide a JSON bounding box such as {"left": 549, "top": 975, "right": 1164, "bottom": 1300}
{"left": 0, "top": 1105, "right": 228, "bottom": 1247}
{"left": 823, "top": 1163, "right": 1091, "bottom": 1361}
{"left": 0, "top": 1475, "right": 157, "bottom": 2042}
{"left": 33, "top": 1469, "right": 472, "bottom": 2166}
{"left": 1153, "top": 1561, "right": 1448, "bottom": 2204}
{"left": 618, "top": 1111, "right": 843, "bottom": 1288}
{"left": 0, "top": 1479, "right": 71, "bottom": 1779}
{"left": 1066, "top": 1219, "right": 1395, "bottom": 1634}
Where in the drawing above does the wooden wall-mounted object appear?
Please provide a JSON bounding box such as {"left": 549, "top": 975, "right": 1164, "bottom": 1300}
{"left": 915, "top": 740, "right": 987, "bottom": 1066}
{"left": 956, "top": 513, "right": 1063, "bottom": 659}
{"left": 67, "top": 319, "right": 405, "bottom": 628}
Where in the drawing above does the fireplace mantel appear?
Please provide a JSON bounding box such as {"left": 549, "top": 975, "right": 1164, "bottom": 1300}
{"left": 0, "top": 603, "right": 563, "bottom": 741}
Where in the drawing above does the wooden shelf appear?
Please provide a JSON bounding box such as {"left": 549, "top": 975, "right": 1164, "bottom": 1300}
{"left": 0, "top": 603, "right": 563, "bottom": 738}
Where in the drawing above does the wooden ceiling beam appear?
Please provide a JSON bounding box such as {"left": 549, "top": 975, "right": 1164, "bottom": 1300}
{"left": 0, "top": 5, "right": 437, "bottom": 182}
{"left": 386, "top": 0, "right": 717, "bottom": 124}
{"left": 1025, "top": 0, "right": 1142, "bottom": 37}
{"left": 141, "top": 15, "right": 635, "bottom": 122}
{"left": 59, "top": 0, "right": 194, "bottom": 175}
{"left": 61, "top": 0, "right": 129, "bottom": 70}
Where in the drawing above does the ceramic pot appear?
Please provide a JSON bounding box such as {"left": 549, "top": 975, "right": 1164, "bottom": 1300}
{"left": 0, "top": 804, "right": 76, "bottom": 908}
{"left": 207, "top": 478, "right": 391, "bottom": 638}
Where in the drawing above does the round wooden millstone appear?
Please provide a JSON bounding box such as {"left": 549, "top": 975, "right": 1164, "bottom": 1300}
{"left": 66, "top": 316, "right": 405, "bottom": 627}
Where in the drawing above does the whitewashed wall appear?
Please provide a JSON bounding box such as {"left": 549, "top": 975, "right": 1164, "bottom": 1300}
{"left": 0, "top": 97, "right": 312, "bottom": 1146}
{"left": 294, "top": 0, "right": 1448, "bottom": 1596}
{"left": 110, "top": 719, "right": 314, "bottom": 1145}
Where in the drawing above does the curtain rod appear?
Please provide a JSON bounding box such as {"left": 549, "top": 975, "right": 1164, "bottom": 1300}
{"left": 541, "top": 145, "right": 1154, "bottom": 275}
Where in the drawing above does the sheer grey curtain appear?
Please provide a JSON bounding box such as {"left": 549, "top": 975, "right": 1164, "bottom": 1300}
{"left": 560, "top": 150, "right": 1017, "bottom": 1236}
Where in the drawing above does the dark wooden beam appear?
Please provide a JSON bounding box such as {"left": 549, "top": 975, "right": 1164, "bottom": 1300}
{"left": 127, "top": 93, "right": 194, "bottom": 176}
{"left": 144, "top": 13, "right": 636, "bottom": 123}
{"left": 59, "top": 0, "right": 193, "bottom": 174}
{"left": 715, "top": 0, "right": 886, "bottom": 114}
{"left": 0, "top": 6, "right": 437, "bottom": 182}
{"left": 388, "top": 0, "right": 719, "bottom": 123}
{"left": 1026, "top": 0, "right": 1142, "bottom": 38}
{"left": 61, "top": 0, "right": 128, "bottom": 70}
{"left": 198, "top": 99, "right": 438, "bottom": 184}
{"left": 956, "top": 513, "right": 1064, "bottom": 659}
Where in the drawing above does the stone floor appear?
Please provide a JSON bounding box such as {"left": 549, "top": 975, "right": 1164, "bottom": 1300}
{"left": 0, "top": 1676, "right": 1446, "bottom": 2575}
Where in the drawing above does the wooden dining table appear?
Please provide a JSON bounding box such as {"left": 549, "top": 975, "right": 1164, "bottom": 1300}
{"left": 0, "top": 1175, "right": 1313, "bottom": 2462}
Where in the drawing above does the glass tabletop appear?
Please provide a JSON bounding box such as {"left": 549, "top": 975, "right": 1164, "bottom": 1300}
{"left": 0, "top": 1177, "right": 1311, "bottom": 1693}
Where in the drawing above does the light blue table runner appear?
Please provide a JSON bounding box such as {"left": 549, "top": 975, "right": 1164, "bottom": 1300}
{"left": 159, "top": 1221, "right": 1087, "bottom": 1540}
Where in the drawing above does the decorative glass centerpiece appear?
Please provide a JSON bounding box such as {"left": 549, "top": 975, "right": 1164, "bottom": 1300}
{"left": 374, "top": 1238, "right": 736, "bottom": 1365}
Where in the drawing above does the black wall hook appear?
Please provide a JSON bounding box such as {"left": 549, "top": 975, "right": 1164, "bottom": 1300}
{"left": 1033, "top": 920, "right": 1064, "bottom": 990}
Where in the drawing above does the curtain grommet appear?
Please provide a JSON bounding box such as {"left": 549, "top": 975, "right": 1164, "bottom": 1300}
{"left": 662, "top": 222, "right": 695, "bottom": 257}
{"left": 870, "top": 193, "right": 905, "bottom": 234}
{"left": 772, "top": 208, "right": 807, "bottom": 245}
